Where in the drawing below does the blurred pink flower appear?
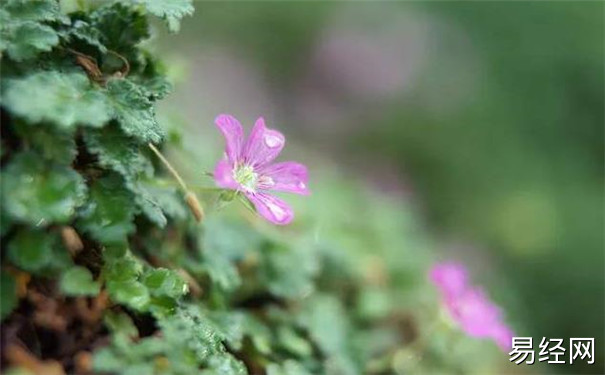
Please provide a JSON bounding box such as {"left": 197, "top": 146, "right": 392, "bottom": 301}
{"left": 429, "top": 262, "right": 514, "bottom": 351}
{"left": 429, "top": 261, "right": 468, "bottom": 299}
{"left": 446, "top": 287, "right": 502, "bottom": 337}
{"left": 213, "top": 114, "right": 309, "bottom": 225}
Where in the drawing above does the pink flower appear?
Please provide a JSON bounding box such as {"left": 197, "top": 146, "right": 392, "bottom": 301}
{"left": 213, "top": 114, "right": 309, "bottom": 225}
{"left": 429, "top": 261, "right": 468, "bottom": 299}
{"left": 429, "top": 262, "right": 514, "bottom": 351}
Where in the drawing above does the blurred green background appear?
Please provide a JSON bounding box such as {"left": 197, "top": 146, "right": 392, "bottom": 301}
{"left": 157, "top": 2, "right": 603, "bottom": 373}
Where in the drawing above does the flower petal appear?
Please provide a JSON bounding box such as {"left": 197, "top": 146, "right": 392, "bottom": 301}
{"left": 214, "top": 159, "right": 238, "bottom": 189}
{"left": 491, "top": 323, "right": 514, "bottom": 352}
{"left": 429, "top": 262, "right": 468, "bottom": 299}
{"left": 446, "top": 288, "right": 502, "bottom": 338}
{"left": 215, "top": 114, "right": 244, "bottom": 164}
{"left": 246, "top": 192, "right": 294, "bottom": 225}
{"left": 258, "top": 161, "right": 309, "bottom": 195}
{"left": 242, "top": 117, "right": 285, "bottom": 168}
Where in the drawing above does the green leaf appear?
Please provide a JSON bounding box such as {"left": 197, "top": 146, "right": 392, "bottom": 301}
{"left": 259, "top": 242, "right": 318, "bottom": 299}
{"left": 3, "top": 71, "right": 111, "bottom": 130}
{"left": 197, "top": 218, "right": 264, "bottom": 291}
{"left": 102, "top": 250, "right": 152, "bottom": 311}
{"left": 134, "top": 183, "right": 168, "bottom": 228}
{"left": 207, "top": 311, "right": 245, "bottom": 350}
{"left": 203, "top": 217, "right": 260, "bottom": 259}
{"left": 202, "top": 250, "right": 241, "bottom": 292}
{"left": 0, "top": 10, "right": 9, "bottom": 50}
{"left": 105, "top": 78, "right": 164, "bottom": 144}
{"left": 60, "top": 19, "right": 107, "bottom": 53}
{"left": 89, "top": 3, "right": 149, "bottom": 53}
{"left": 107, "top": 280, "right": 150, "bottom": 311}
{"left": 92, "top": 334, "right": 162, "bottom": 375}
{"left": 104, "top": 310, "right": 139, "bottom": 338}
{"left": 14, "top": 123, "right": 76, "bottom": 164}
{"left": 142, "top": 185, "right": 187, "bottom": 220}
{"left": 60, "top": 266, "right": 100, "bottom": 296}
{"left": 129, "top": 48, "right": 173, "bottom": 101}
{"left": 103, "top": 254, "right": 142, "bottom": 283}
{"left": 277, "top": 326, "right": 313, "bottom": 358}
{"left": 159, "top": 305, "right": 224, "bottom": 361}
{"left": 267, "top": 360, "right": 313, "bottom": 375}
{"left": 92, "top": 305, "right": 232, "bottom": 375}
{"left": 1, "top": 273, "right": 18, "bottom": 320}
{"left": 46, "top": 242, "right": 74, "bottom": 272}
{"left": 136, "top": 75, "right": 172, "bottom": 101}
{"left": 298, "top": 295, "right": 361, "bottom": 375}
{"left": 82, "top": 126, "right": 167, "bottom": 227}
{"left": 103, "top": 244, "right": 129, "bottom": 261}
{"left": 355, "top": 287, "right": 392, "bottom": 321}
{"left": 0, "top": 0, "right": 67, "bottom": 61}
{"left": 298, "top": 295, "right": 348, "bottom": 357}
{"left": 2, "top": 0, "right": 67, "bottom": 23}
{"left": 4, "top": 21, "right": 58, "bottom": 61}
{"left": 147, "top": 295, "right": 180, "bottom": 318}
{"left": 1, "top": 151, "right": 87, "bottom": 225}
{"left": 242, "top": 314, "right": 272, "bottom": 355}
{"left": 78, "top": 173, "right": 136, "bottom": 244}
{"left": 7, "top": 228, "right": 55, "bottom": 272}
{"left": 132, "top": 0, "right": 194, "bottom": 33}
{"left": 82, "top": 125, "right": 150, "bottom": 182}
{"left": 142, "top": 268, "right": 187, "bottom": 299}
{"left": 202, "top": 355, "right": 247, "bottom": 375}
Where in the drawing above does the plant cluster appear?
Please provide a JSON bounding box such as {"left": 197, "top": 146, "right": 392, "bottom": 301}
{"left": 0, "top": 1, "right": 510, "bottom": 374}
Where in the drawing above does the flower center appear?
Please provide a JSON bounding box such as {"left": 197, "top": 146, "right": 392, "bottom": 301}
{"left": 233, "top": 164, "right": 258, "bottom": 191}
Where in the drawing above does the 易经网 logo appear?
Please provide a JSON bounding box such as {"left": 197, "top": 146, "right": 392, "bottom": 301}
{"left": 509, "top": 337, "right": 594, "bottom": 365}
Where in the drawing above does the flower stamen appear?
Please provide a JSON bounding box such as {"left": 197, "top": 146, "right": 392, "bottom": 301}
{"left": 233, "top": 164, "right": 258, "bottom": 192}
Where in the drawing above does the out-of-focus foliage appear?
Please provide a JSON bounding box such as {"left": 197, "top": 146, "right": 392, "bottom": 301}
{"left": 157, "top": 2, "right": 603, "bottom": 373}
{"left": 0, "top": 1, "right": 547, "bottom": 374}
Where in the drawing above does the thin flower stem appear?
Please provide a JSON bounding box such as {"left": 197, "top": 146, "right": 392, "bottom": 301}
{"left": 190, "top": 186, "right": 226, "bottom": 193}
{"left": 154, "top": 178, "right": 223, "bottom": 193}
{"left": 148, "top": 143, "right": 188, "bottom": 191}
{"left": 148, "top": 143, "right": 204, "bottom": 222}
